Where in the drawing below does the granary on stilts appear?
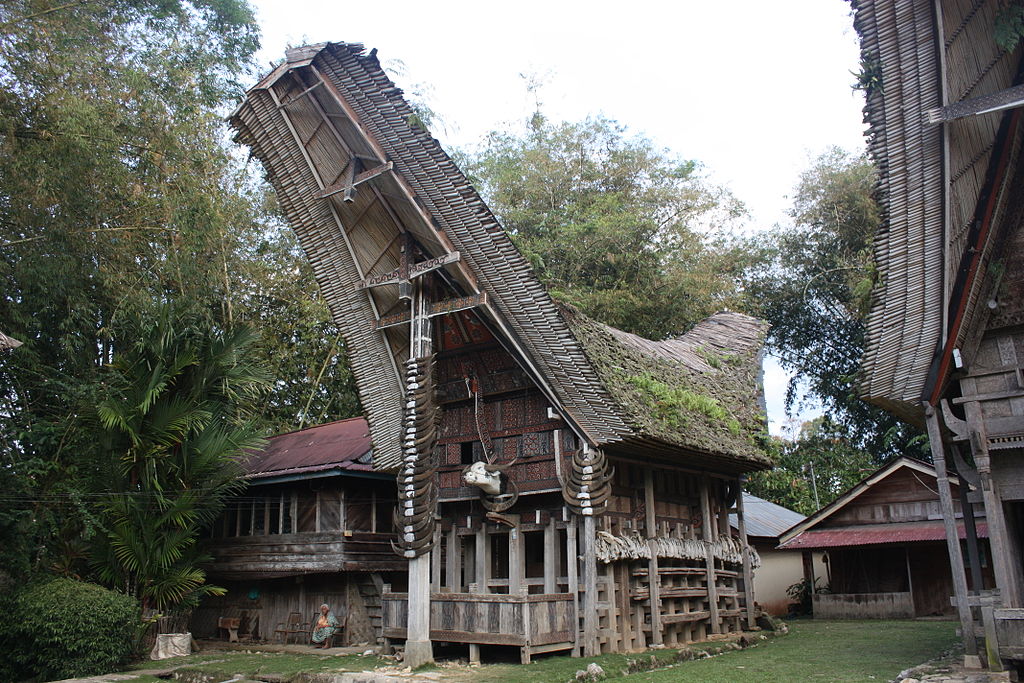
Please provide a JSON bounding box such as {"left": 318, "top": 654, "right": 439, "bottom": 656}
{"left": 854, "top": 0, "right": 1024, "bottom": 673}
{"left": 229, "top": 42, "right": 771, "bottom": 664}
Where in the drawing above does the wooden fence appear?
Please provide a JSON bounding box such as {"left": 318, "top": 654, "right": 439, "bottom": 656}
{"left": 813, "top": 592, "right": 914, "bottom": 619}
{"left": 381, "top": 587, "right": 575, "bottom": 663}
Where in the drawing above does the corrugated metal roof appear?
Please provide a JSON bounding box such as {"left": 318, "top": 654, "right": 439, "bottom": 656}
{"left": 778, "top": 520, "right": 988, "bottom": 550}
{"left": 730, "top": 493, "right": 806, "bottom": 540}
{"left": 242, "top": 417, "right": 374, "bottom": 480}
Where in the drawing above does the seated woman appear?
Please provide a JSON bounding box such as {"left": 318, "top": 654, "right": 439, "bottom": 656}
{"left": 311, "top": 603, "right": 339, "bottom": 648}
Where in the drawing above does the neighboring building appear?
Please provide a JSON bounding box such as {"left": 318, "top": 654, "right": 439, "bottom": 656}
{"left": 193, "top": 418, "right": 405, "bottom": 645}
{"left": 779, "top": 458, "right": 990, "bottom": 619}
{"left": 229, "top": 42, "right": 772, "bottom": 664}
{"left": 853, "top": 0, "right": 1024, "bottom": 668}
{"left": 730, "top": 493, "right": 823, "bottom": 616}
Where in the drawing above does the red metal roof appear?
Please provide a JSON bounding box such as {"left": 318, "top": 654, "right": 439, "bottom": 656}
{"left": 242, "top": 417, "right": 374, "bottom": 480}
{"left": 778, "top": 521, "right": 989, "bottom": 550}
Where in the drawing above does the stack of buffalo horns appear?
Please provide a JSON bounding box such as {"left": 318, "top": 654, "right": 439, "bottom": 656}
{"left": 562, "top": 446, "right": 612, "bottom": 516}
{"left": 392, "top": 355, "right": 439, "bottom": 558}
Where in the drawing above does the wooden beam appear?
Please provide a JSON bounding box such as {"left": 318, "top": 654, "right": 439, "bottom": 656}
{"left": 924, "top": 405, "right": 979, "bottom": 662}
{"left": 373, "top": 293, "right": 487, "bottom": 330}
{"left": 359, "top": 251, "right": 461, "bottom": 290}
{"left": 319, "top": 161, "right": 394, "bottom": 201}
{"left": 928, "top": 83, "right": 1024, "bottom": 124}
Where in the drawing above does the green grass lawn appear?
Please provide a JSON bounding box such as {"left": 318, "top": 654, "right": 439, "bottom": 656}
{"left": 120, "top": 620, "right": 957, "bottom": 683}
{"left": 450, "top": 620, "right": 957, "bottom": 683}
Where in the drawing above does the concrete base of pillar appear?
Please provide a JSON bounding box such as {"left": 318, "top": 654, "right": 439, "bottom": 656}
{"left": 404, "top": 639, "right": 434, "bottom": 668}
{"left": 963, "top": 654, "right": 982, "bottom": 669}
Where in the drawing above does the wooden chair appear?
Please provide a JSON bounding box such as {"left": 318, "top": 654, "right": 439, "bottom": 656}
{"left": 273, "top": 612, "right": 306, "bottom": 644}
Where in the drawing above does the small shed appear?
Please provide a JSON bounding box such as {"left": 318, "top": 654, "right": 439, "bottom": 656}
{"left": 730, "top": 493, "right": 823, "bottom": 616}
{"left": 778, "top": 457, "right": 990, "bottom": 619}
{"left": 193, "top": 417, "right": 405, "bottom": 645}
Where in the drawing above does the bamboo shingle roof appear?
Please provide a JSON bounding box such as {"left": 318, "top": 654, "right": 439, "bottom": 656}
{"left": 855, "top": 0, "right": 1023, "bottom": 423}
{"left": 230, "top": 42, "right": 770, "bottom": 474}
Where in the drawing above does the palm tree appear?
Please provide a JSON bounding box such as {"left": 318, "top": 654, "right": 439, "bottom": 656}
{"left": 86, "top": 305, "right": 270, "bottom": 611}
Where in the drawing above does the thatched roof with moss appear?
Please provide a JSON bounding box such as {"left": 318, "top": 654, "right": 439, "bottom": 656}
{"left": 562, "top": 307, "right": 772, "bottom": 471}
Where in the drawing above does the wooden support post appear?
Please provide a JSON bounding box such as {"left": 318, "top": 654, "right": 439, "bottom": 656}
{"left": 981, "top": 592, "right": 1005, "bottom": 671}
{"left": 958, "top": 471, "right": 985, "bottom": 593}
{"left": 644, "top": 469, "right": 663, "bottom": 645}
{"left": 447, "top": 525, "right": 461, "bottom": 592}
{"left": 520, "top": 587, "right": 532, "bottom": 664}
{"left": 544, "top": 518, "right": 558, "bottom": 593}
{"left": 735, "top": 482, "right": 757, "bottom": 630}
{"left": 700, "top": 475, "right": 721, "bottom": 635}
{"left": 403, "top": 280, "right": 434, "bottom": 669}
{"left": 567, "top": 516, "right": 581, "bottom": 657}
{"left": 509, "top": 526, "right": 523, "bottom": 593}
{"left": 964, "top": 400, "right": 1022, "bottom": 608}
{"left": 904, "top": 546, "right": 915, "bottom": 614}
{"left": 476, "top": 523, "right": 489, "bottom": 590}
{"left": 582, "top": 514, "right": 599, "bottom": 656}
{"left": 431, "top": 524, "right": 442, "bottom": 592}
{"left": 924, "top": 405, "right": 979, "bottom": 665}
{"left": 468, "top": 581, "right": 481, "bottom": 663}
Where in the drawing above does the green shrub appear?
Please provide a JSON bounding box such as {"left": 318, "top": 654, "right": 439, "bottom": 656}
{"left": 0, "top": 577, "right": 140, "bottom": 681}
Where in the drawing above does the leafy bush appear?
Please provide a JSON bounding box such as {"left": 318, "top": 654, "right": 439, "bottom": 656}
{"left": 0, "top": 577, "right": 140, "bottom": 681}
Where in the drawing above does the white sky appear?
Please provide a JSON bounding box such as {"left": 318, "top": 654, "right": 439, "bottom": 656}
{"left": 252, "top": 0, "right": 867, "bottom": 436}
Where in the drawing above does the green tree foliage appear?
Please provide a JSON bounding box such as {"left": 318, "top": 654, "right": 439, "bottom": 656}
{"left": 746, "top": 417, "right": 876, "bottom": 515}
{"left": 85, "top": 306, "right": 269, "bottom": 610}
{"left": 742, "top": 148, "right": 927, "bottom": 460}
{"left": 0, "top": 577, "right": 139, "bottom": 681}
{"left": 0, "top": 0, "right": 358, "bottom": 591}
{"left": 462, "top": 114, "right": 747, "bottom": 339}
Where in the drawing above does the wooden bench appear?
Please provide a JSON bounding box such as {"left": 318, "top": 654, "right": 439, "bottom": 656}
{"left": 218, "top": 617, "right": 240, "bottom": 643}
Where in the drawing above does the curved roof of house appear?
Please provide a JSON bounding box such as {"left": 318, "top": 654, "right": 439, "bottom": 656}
{"left": 230, "top": 42, "right": 771, "bottom": 473}
{"left": 854, "top": 0, "right": 1022, "bottom": 423}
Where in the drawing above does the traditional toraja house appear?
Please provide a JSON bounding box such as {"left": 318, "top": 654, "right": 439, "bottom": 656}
{"left": 854, "top": 0, "right": 1024, "bottom": 670}
{"left": 779, "top": 457, "right": 990, "bottom": 619}
{"left": 228, "top": 42, "right": 771, "bottom": 665}
{"left": 194, "top": 418, "right": 404, "bottom": 645}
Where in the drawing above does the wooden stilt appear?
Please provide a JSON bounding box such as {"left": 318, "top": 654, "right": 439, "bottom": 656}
{"left": 735, "top": 482, "right": 757, "bottom": 630}
{"left": 476, "top": 523, "right": 489, "bottom": 590}
{"left": 700, "top": 475, "right": 721, "bottom": 635}
{"left": 544, "top": 518, "right": 557, "bottom": 593}
{"left": 924, "top": 405, "right": 979, "bottom": 664}
{"left": 447, "top": 525, "right": 461, "bottom": 592}
{"left": 582, "top": 514, "right": 599, "bottom": 656}
{"left": 567, "top": 516, "right": 580, "bottom": 657}
{"left": 644, "top": 469, "right": 663, "bottom": 645}
{"left": 964, "top": 400, "right": 1022, "bottom": 607}
{"left": 509, "top": 526, "right": 523, "bottom": 593}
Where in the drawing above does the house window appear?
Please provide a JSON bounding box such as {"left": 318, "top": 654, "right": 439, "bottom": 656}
{"left": 460, "top": 441, "right": 479, "bottom": 465}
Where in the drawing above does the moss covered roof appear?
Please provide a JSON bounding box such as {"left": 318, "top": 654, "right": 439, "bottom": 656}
{"left": 561, "top": 306, "right": 772, "bottom": 469}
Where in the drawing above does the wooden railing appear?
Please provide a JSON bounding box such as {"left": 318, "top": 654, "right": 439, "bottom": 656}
{"left": 381, "top": 586, "right": 575, "bottom": 663}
